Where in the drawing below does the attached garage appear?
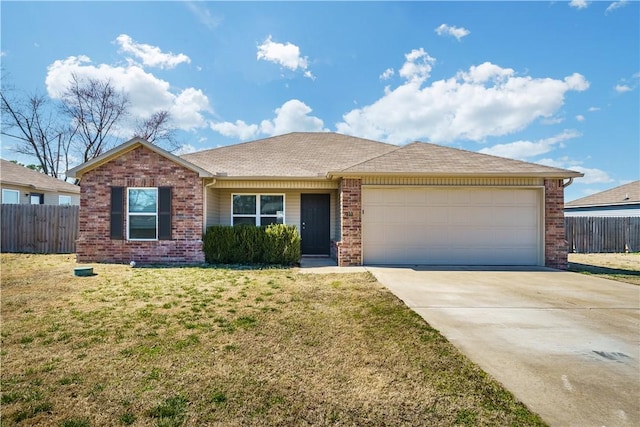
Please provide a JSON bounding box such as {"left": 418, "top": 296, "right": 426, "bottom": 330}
{"left": 362, "top": 187, "right": 543, "bottom": 265}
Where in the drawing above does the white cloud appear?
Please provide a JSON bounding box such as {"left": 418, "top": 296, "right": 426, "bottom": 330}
{"left": 575, "top": 114, "right": 585, "bottom": 122}
{"left": 257, "top": 35, "right": 314, "bottom": 79}
{"left": 115, "top": 34, "right": 190, "bottom": 69}
{"left": 211, "top": 99, "right": 327, "bottom": 140}
{"left": 537, "top": 157, "right": 613, "bottom": 184}
{"left": 174, "top": 144, "right": 196, "bottom": 155}
{"left": 569, "top": 0, "right": 589, "bottom": 9}
{"left": 380, "top": 68, "right": 394, "bottom": 80}
{"left": 170, "top": 88, "right": 210, "bottom": 129}
{"left": 45, "top": 55, "right": 211, "bottom": 132}
{"left": 435, "top": 24, "right": 470, "bottom": 41}
{"left": 336, "top": 50, "right": 590, "bottom": 145}
{"left": 605, "top": 1, "right": 628, "bottom": 14}
{"left": 540, "top": 116, "right": 565, "bottom": 125}
{"left": 210, "top": 120, "right": 259, "bottom": 140}
{"left": 588, "top": 106, "right": 600, "bottom": 112}
{"left": 260, "top": 99, "right": 327, "bottom": 135}
{"left": 0, "top": 51, "right": 6, "bottom": 57}
{"left": 185, "top": 1, "right": 222, "bottom": 30}
{"left": 399, "top": 48, "right": 435, "bottom": 83}
{"left": 614, "top": 73, "right": 639, "bottom": 93}
{"left": 479, "top": 129, "right": 581, "bottom": 160}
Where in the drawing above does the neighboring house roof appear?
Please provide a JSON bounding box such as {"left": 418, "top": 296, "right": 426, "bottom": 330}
{"left": 0, "top": 159, "right": 80, "bottom": 194}
{"left": 565, "top": 180, "right": 640, "bottom": 208}
{"left": 181, "top": 132, "right": 398, "bottom": 178}
{"left": 66, "top": 138, "right": 213, "bottom": 179}
{"left": 334, "top": 141, "right": 583, "bottom": 178}
{"left": 182, "top": 132, "right": 582, "bottom": 179}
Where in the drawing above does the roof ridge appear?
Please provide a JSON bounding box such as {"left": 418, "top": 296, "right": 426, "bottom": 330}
{"left": 180, "top": 131, "right": 396, "bottom": 159}
{"left": 337, "top": 143, "right": 404, "bottom": 171}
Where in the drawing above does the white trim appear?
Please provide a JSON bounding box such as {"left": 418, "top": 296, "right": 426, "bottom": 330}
{"left": 231, "top": 193, "right": 286, "bottom": 226}
{"left": 2, "top": 188, "right": 20, "bottom": 204}
{"left": 127, "top": 187, "right": 159, "bottom": 241}
{"left": 66, "top": 138, "right": 213, "bottom": 179}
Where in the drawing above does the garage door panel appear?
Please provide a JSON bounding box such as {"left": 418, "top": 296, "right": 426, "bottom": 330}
{"left": 363, "top": 187, "right": 541, "bottom": 266}
{"left": 424, "top": 207, "right": 449, "bottom": 224}
{"left": 493, "top": 189, "right": 538, "bottom": 205}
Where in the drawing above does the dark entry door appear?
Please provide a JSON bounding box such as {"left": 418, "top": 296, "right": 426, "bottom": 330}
{"left": 300, "top": 194, "right": 330, "bottom": 255}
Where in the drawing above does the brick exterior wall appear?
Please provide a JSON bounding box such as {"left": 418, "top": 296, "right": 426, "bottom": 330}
{"left": 76, "top": 146, "right": 205, "bottom": 264}
{"left": 544, "top": 178, "right": 568, "bottom": 269}
{"left": 337, "top": 178, "right": 362, "bottom": 266}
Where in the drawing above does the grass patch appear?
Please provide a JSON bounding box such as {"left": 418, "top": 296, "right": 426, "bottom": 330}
{"left": 568, "top": 253, "right": 640, "bottom": 285}
{"left": 1, "top": 254, "right": 546, "bottom": 426}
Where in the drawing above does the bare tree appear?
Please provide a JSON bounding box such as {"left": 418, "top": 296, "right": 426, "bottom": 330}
{"left": 2, "top": 74, "right": 180, "bottom": 178}
{"left": 61, "top": 74, "right": 129, "bottom": 162}
{"left": 133, "top": 110, "right": 177, "bottom": 149}
{"left": 0, "top": 90, "right": 73, "bottom": 178}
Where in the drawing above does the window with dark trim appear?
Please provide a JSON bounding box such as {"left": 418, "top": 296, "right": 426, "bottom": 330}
{"left": 232, "top": 194, "right": 284, "bottom": 226}
{"left": 110, "top": 186, "right": 171, "bottom": 241}
{"left": 30, "top": 193, "right": 44, "bottom": 205}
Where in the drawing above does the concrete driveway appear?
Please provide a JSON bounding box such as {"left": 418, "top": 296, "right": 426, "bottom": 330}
{"left": 369, "top": 266, "right": 640, "bottom": 427}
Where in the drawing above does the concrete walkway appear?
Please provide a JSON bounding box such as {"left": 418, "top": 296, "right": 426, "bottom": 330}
{"left": 368, "top": 266, "right": 640, "bottom": 427}
{"left": 297, "top": 257, "right": 368, "bottom": 273}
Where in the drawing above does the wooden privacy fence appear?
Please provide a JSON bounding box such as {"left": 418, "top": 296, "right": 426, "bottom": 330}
{"left": 1, "top": 205, "right": 79, "bottom": 254}
{"left": 565, "top": 217, "right": 640, "bottom": 253}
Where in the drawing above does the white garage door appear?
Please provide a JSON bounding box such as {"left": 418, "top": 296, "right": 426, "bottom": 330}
{"left": 362, "top": 187, "right": 542, "bottom": 265}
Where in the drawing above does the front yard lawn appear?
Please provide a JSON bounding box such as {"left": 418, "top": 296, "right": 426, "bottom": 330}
{"left": 568, "top": 253, "right": 640, "bottom": 285}
{"left": 1, "top": 254, "right": 545, "bottom": 426}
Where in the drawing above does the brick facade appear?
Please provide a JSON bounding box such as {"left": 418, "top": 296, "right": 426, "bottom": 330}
{"left": 544, "top": 178, "right": 568, "bottom": 269}
{"left": 76, "top": 146, "right": 205, "bottom": 264}
{"left": 336, "top": 178, "right": 362, "bottom": 266}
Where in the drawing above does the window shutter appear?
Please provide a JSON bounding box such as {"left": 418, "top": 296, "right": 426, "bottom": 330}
{"left": 158, "top": 187, "right": 172, "bottom": 240}
{"left": 110, "top": 187, "right": 124, "bottom": 240}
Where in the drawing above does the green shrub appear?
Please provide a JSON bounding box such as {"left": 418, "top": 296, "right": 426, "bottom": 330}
{"left": 203, "top": 224, "right": 301, "bottom": 265}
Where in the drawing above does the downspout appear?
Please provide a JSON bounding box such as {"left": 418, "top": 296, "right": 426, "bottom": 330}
{"left": 562, "top": 178, "right": 574, "bottom": 188}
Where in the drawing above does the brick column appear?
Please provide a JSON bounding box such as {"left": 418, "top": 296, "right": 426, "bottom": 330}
{"left": 337, "top": 178, "right": 362, "bottom": 266}
{"left": 544, "top": 179, "right": 568, "bottom": 269}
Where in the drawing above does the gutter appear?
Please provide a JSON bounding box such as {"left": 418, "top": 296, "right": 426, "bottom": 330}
{"left": 327, "top": 171, "right": 585, "bottom": 179}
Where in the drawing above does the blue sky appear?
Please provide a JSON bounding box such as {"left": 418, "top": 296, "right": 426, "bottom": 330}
{"left": 1, "top": 1, "right": 638, "bottom": 201}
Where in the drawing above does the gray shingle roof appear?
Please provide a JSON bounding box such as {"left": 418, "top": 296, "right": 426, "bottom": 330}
{"left": 1, "top": 159, "right": 80, "bottom": 193}
{"left": 338, "top": 141, "right": 583, "bottom": 177}
{"left": 565, "top": 180, "right": 640, "bottom": 207}
{"left": 182, "top": 132, "right": 582, "bottom": 179}
{"left": 181, "top": 132, "right": 397, "bottom": 177}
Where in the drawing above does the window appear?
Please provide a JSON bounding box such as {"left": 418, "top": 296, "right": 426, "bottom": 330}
{"left": 59, "top": 195, "right": 72, "bottom": 205}
{"left": 128, "top": 188, "right": 158, "bottom": 240}
{"left": 110, "top": 187, "right": 171, "bottom": 241}
{"left": 30, "top": 193, "right": 44, "bottom": 205}
{"left": 2, "top": 189, "right": 19, "bottom": 204}
{"left": 232, "top": 194, "right": 284, "bottom": 226}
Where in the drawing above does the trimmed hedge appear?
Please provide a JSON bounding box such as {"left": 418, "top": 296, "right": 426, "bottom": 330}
{"left": 203, "top": 224, "right": 301, "bottom": 265}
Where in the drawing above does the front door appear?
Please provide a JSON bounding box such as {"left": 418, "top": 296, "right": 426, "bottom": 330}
{"left": 300, "top": 194, "right": 330, "bottom": 255}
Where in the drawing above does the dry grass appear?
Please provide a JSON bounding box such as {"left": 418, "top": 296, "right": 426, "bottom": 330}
{"left": 568, "top": 253, "right": 640, "bottom": 285}
{"left": 1, "top": 254, "right": 545, "bottom": 426}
